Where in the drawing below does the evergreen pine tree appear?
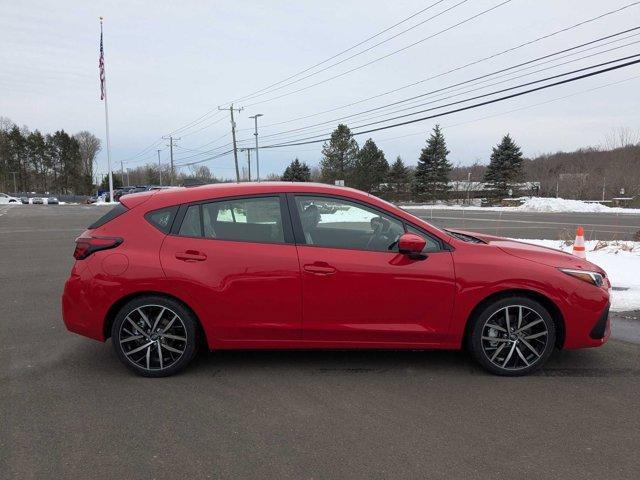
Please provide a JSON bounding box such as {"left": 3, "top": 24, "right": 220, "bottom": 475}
{"left": 483, "top": 134, "right": 524, "bottom": 198}
{"left": 99, "top": 173, "right": 123, "bottom": 191}
{"left": 281, "top": 158, "right": 311, "bottom": 182}
{"left": 388, "top": 156, "right": 410, "bottom": 194}
{"left": 352, "top": 138, "right": 388, "bottom": 192}
{"left": 413, "top": 125, "right": 452, "bottom": 201}
{"left": 320, "top": 124, "right": 358, "bottom": 184}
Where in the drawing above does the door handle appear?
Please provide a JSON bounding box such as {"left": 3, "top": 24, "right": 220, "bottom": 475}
{"left": 175, "top": 250, "right": 207, "bottom": 262}
{"left": 304, "top": 262, "right": 336, "bottom": 275}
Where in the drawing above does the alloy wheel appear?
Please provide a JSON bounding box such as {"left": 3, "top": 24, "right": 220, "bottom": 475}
{"left": 118, "top": 304, "right": 188, "bottom": 372}
{"left": 480, "top": 305, "right": 549, "bottom": 371}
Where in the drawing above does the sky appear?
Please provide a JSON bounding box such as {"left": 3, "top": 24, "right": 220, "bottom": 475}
{"left": 1, "top": 0, "right": 639, "bottom": 180}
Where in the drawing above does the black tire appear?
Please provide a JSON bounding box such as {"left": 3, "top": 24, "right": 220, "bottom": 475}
{"left": 111, "top": 295, "right": 199, "bottom": 377}
{"left": 468, "top": 296, "right": 556, "bottom": 376}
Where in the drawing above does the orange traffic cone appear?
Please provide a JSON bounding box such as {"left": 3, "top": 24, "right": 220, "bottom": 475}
{"left": 572, "top": 226, "right": 586, "bottom": 259}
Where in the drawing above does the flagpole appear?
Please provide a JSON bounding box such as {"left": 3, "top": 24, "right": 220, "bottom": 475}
{"left": 100, "top": 17, "right": 114, "bottom": 203}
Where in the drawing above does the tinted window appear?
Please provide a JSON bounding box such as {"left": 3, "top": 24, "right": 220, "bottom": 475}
{"left": 406, "top": 226, "right": 442, "bottom": 252}
{"left": 201, "top": 197, "right": 284, "bottom": 243}
{"left": 145, "top": 206, "right": 178, "bottom": 234}
{"left": 178, "top": 205, "right": 202, "bottom": 237}
{"left": 88, "top": 204, "right": 128, "bottom": 229}
{"left": 295, "top": 196, "right": 404, "bottom": 252}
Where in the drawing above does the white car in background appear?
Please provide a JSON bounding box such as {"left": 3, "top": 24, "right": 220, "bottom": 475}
{"left": 0, "top": 193, "right": 21, "bottom": 204}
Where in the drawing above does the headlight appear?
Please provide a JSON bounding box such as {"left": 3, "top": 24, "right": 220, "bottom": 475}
{"left": 559, "top": 268, "right": 604, "bottom": 287}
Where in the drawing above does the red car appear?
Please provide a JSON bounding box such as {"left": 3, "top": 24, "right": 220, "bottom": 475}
{"left": 62, "top": 183, "right": 611, "bottom": 377}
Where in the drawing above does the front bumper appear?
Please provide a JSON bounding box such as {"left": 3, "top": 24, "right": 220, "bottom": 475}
{"left": 589, "top": 303, "right": 610, "bottom": 340}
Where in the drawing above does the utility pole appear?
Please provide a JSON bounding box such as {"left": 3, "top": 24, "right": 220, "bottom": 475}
{"left": 249, "top": 114, "right": 263, "bottom": 181}
{"left": 120, "top": 160, "right": 125, "bottom": 187}
{"left": 162, "top": 136, "right": 180, "bottom": 185}
{"left": 240, "top": 148, "right": 252, "bottom": 181}
{"left": 466, "top": 172, "right": 471, "bottom": 205}
{"left": 10, "top": 171, "right": 17, "bottom": 194}
{"left": 219, "top": 104, "right": 243, "bottom": 182}
{"left": 602, "top": 177, "right": 606, "bottom": 201}
{"left": 157, "top": 149, "right": 162, "bottom": 186}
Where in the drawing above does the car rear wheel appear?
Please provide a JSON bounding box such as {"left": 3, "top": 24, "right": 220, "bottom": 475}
{"left": 469, "top": 296, "right": 556, "bottom": 376}
{"left": 111, "top": 296, "right": 199, "bottom": 377}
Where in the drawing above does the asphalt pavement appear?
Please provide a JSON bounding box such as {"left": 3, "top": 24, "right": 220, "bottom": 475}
{"left": 1, "top": 204, "right": 639, "bottom": 479}
{"left": 403, "top": 207, "right": 640, "bottom": 240}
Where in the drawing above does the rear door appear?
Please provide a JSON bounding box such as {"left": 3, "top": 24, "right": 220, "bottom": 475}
{"left": 160, "top": 194, "right": 302, "bottom": 342}
{"left": 290, "top": 194, "right": 455, "bottom": 345}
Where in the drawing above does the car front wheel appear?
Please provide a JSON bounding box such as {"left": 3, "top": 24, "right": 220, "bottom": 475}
{"left": 111, "top": 296, "right": 199, "bottom": 377}
{"left": 469, "top": 297, "right": 556, "bottom": 376}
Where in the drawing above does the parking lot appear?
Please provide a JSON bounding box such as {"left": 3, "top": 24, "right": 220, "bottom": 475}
{"left": 1, "top": 204, "right": 640, "bottom": 479}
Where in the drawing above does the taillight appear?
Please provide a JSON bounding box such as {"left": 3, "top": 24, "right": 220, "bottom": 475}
{"left": 73, "top": 236, "right": 123, "bottom": 260}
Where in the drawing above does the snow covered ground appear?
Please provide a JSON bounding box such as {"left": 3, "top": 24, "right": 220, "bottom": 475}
{"left": 400, "top": 197, "right": 640, "bottom": 214}
{"left": 514, "top": 238, "right": 640, "bottom": 312}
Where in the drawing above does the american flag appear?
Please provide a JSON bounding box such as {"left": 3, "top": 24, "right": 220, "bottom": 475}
{"left": 99, "top": 22, "right": 105, "bottom": 100}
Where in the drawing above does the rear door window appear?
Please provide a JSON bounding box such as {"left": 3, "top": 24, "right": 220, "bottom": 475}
{"left": 178, "top": 205, "right": 202, "bottom": 237}
{"left": 202, "top": 197, "right": 284, "bottom": 243}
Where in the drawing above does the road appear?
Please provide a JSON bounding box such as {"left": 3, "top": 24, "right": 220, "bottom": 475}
{"left": 403, "top": 207, "right": 640, "bottom": 240}
{"left": 1, "top": 204, "right": 639, "bottom": 479}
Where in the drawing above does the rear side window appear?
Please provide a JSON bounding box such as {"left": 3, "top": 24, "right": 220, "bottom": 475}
{"left": 174, "top": 197, "right": 285, "bottom": 244}
{"left": 145, "top": 206, "right": 178, "bottom": 234}
{"left": 88, "top": 204, "right": 128, "bottom": 229}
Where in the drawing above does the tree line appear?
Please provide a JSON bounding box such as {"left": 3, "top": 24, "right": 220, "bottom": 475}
{"left": 279, "top": 123, "right": 524, "bottom": 201}
{"left": 0, "top": 117, "right": 101, "bottom": 195}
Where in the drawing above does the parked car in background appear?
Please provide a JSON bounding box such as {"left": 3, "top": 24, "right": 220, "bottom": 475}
{"left": 0, "top": 193, "right": 21, "bottom": 204}
{"left": 62, "top": 183, "right": 611, "bottom": 378}
{"left": 47, "top": 197, "right": 59, "bottom": 205}
{"left": 32, "top": 196, "right": 44, "bottom": 204}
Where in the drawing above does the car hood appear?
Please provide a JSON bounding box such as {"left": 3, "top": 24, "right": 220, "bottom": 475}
{"left": 446, "top": 229, "right": 605, "bottom": 272}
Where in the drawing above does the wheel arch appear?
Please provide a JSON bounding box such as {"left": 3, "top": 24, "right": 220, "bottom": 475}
{"left": 462, "top": 289, "right": 565, "bottom": 349}
{"left": 103, "top": 291, "right": 207, "bottom": 345}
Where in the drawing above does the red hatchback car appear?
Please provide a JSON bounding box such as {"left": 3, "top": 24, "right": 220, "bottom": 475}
{"left": 62, "top": 183, "right": 610, "bottom": 377}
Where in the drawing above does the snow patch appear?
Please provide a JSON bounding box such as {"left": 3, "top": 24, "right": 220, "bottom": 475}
{"left": 400, "top": 197, "right": 640, "bottom": 214}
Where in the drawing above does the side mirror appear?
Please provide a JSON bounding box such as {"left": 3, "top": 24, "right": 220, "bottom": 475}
{"left": 398, "top": 233, "right": 426, "bottom": 256}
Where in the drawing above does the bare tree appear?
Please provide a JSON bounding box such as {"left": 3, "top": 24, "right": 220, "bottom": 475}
{"left": 74, "top": 131, "right": 101, "bottom": 182}
{"left": 604, "top": 127, "right": 640, "bottom": 149}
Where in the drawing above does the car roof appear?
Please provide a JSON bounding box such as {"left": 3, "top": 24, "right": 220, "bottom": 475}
{"left": 143, "top": 182, "right": 378, "bottom": 207}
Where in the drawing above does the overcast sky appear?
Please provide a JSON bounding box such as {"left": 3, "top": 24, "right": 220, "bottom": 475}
{"left": 1, "top": 0, "right": 639, "bottom": 179}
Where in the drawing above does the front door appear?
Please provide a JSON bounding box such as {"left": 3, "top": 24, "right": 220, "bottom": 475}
{"left": 160, "top": 195, "right": 302, "bottom": 342}
{"left": 291, "top": 195, "right": 455, "bottom": 345}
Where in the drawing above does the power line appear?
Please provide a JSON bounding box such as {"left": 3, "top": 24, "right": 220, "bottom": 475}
{"left": 227, "top": 0, "right": 451, "bottom": 104}
{"left": 244, "top": 0, "right": 513, "bottom": 107}
{"left": 260, "top": 56, "right": 640, "bottom": 148}
{"left": 176, "top": 74, "right": 640, "bottom": 171}
{"left": 119, "top": 2, "right": 640, "bottom": 166}
{"left": 239, "top": 33, "right": 640, "bottom": 143}
{"left": 238, "top": 9, "right": 640, "bottom": 132}
{"left": 174, "top": 149, "right": 235, "bottom": 168}
{"left": 234, "top": 0, "right": 472, "bottom": 104}
{"left": 179, "top": 114, "right": 228, "bottom": 138}
{"left": 351, "top": 54, "right": 640, "bottom": 131}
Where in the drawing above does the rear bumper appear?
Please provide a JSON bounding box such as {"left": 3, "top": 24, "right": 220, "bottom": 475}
{"left": 61, "top": 263, "right": 105, "bottom": 341}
